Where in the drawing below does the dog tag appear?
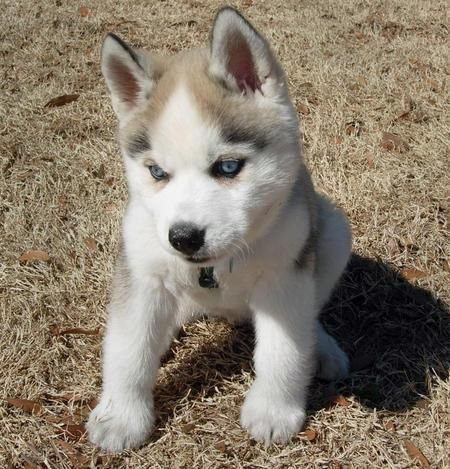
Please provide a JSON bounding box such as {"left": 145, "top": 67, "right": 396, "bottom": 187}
{"left": 199, "top": 267, "right": 219, "bottom": 289}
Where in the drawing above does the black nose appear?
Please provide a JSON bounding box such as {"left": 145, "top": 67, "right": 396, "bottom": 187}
{"left": 168, "top": 223, "right": 205, "bottom": 256}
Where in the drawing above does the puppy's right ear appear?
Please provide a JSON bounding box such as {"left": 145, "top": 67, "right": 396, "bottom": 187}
{"left": 101, "top": 33, "right": 152, "bottom": 120}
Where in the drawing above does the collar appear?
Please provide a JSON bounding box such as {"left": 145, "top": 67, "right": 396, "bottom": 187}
{"left": 198, "top": 257, "right": 234, "bottom": 289}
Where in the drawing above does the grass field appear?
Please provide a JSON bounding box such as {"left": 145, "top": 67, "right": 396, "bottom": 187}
{"left": 1, "top": 0, "right": 449, "bottom": 467}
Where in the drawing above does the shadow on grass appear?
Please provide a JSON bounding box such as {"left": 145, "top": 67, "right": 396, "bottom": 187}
{"left": 153, "top": 253, "right": 449, "bottom": 430}
{"left": 317, "top": 254, "right": 449, "bottom": 411}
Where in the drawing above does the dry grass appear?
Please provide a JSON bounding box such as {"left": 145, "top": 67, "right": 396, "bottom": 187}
{"left": 1, "top": 0, "right": 449, "bottom": 467}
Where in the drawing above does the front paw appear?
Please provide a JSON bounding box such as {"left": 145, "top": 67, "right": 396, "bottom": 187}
{"left": 87, "top": 395, "right": 154, "bottom": 452}
{"left": 240, "top": 383, "right": 305, "bottom": 445}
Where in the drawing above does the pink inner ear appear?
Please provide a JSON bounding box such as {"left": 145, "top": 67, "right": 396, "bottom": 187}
{"left": 227, "top": 35, "right": 261, "bottom": 93}
{"left": 108, "top": 57, "right": 140, "bottom": 105}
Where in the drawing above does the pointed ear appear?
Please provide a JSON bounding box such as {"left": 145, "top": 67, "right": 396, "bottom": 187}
{"left": 101, "top": 33, "right": 152, "bottom": 119}
{"left": 209, "top": 7, "right": 284, "bottom": 96}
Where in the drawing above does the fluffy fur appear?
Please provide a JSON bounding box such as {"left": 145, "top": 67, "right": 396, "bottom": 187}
{"left": 87, "top": 7, "right": 352, "bottom": 451}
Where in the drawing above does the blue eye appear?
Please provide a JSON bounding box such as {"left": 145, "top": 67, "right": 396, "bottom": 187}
{"left": 212, "top": 159, "right": 245, "bottom": 178}
{"left": 149, "top": 165, "right": 168, "bottom": 180}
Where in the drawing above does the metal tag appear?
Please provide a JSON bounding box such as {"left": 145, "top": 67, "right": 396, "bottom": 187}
{"left": 198, "top": 266, "right": 219, "bottom": 289}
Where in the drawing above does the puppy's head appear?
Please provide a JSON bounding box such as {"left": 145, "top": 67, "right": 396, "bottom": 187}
{"left": 101, "top": 7, "right": 302, "bottom": 265}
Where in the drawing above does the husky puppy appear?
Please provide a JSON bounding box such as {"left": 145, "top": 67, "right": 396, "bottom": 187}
{"left": 87, "top": 7, "right": 352, "bottom": 450}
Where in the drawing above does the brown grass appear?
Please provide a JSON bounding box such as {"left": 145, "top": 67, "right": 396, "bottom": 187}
{"left": 1, "top": 0, "right": 449, "bottom": 467}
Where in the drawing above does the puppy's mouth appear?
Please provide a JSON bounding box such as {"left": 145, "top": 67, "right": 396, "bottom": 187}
{"left": 184, "top": 251, "right": 227, "bottom": 265}
{"left": 185, "top": 255, "right": 215, "bottom": 265}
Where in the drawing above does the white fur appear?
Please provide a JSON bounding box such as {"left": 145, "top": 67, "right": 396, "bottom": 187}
{"left": 88, "top": 189, "right": 351, "bottom": 450}
{"left": 241, "top": 268, "right": 315, "bottom": 444}
{"left": 87, "top": 277, "right": 176, "bottom": 451}
{"left": 88, "top": 8, "right": 352, "bottom": 451}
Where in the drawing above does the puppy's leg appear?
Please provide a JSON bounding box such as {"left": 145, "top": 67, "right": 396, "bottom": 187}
{"left": 315, "top": 196, "right": 352, "bottom": 380}
{"left": 87, "top": 270, "right": 176, "bottom": 452}
{"left": 241, "top": 269, "right": 316, "bottom": 445}
{"left": 315, "top": 195, "right": 352, "bottom": 311}
{"left": 316, "top": 321, "right": 349, "bottom": 380}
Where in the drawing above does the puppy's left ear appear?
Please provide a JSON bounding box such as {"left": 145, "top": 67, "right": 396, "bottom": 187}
{"left": 209, "top": 7, "right": 285, "bottom": 97}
